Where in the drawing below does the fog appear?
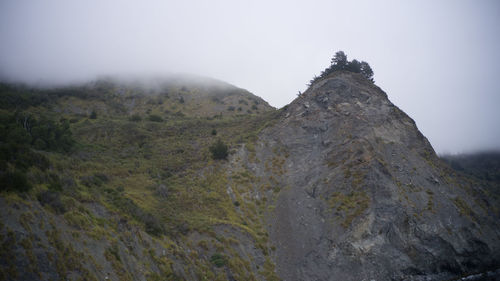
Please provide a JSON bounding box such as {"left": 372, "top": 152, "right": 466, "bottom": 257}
{"left": 1, "top": 0, "right": 499, "bottom": 154}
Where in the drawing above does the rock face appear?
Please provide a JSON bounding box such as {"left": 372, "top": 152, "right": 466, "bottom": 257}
{"left": 252, "top": 71, "right": 500, "bottom": 280}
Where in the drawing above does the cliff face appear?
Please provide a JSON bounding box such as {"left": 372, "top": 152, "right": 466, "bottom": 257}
{"left": 248, "top": 71, "right": 500, "bottom": 280}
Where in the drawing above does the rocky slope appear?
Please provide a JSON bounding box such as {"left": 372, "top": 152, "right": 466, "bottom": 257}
{"left": 0, "top": 72, "right": 499, "bottom": 281}
{"left": 249, "top": 71, "right": 500, "bottom": 280}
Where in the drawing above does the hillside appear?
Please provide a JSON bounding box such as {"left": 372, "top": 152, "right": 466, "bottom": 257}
{"left": 441, "top": 152, "right": 500, "bottom": 185}
{"left": 1, "top": 73, "right": 499, "bottom": 281}
{"left": 0, "top": 75, "right": 278, "bottom": 281}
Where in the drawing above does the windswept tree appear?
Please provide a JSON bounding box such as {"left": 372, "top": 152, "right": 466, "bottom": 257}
{"left": 309, "top": 50, "right": 375, "bottom": 86}
{"left": 360, "top": 61, "right": 374, "bottom": 82}
{"left": 331, "top": 51, "right": 348, "bottom": 69}
{"left": 346, "top": 59, "right": 362, "bottom": 73}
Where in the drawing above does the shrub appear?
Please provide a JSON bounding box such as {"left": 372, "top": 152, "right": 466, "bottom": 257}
{"left": 143, "top": 213, "right": 164, "bottom": 237}
{"left": 2, "top": 113, "right": 74, "bottom": 152}
{"left": 129, "top": 114, "right": 142, "bottom": 122}
{"left": 89, "top": 110, "right": 97, "bottom": 119}
{"left": 37, "top": 190, "right": 66, "bottom": 214}
{"left": 209, "top": 139, "right": 228, "bottom": 160}
{"left": 210, "top": 253, "right": 227, "bottom": 267}
{"left": 0, "top": 170, "right": 32, "bottom": 192}
{"left": 211, "top": 129, "right": 217, "bottom": 136}
{"left": 148, "top": 114, "right": 163, "bottom": 122}
{"left": 80, "top": 173, "right": 108, "bottom": 187}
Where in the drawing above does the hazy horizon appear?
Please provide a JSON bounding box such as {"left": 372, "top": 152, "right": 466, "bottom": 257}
{"left": 1, "top": 0, "right": 499, "bottom": 154}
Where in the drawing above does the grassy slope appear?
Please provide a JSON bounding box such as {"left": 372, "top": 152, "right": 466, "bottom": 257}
{"left": 0, "top": 79, "right": 281, "bottom": 280}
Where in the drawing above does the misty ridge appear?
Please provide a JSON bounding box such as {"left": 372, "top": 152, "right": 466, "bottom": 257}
{"left": 2, "top": 48, "right": 498, "bottom": 167}
{"left": 1, "top": 73, "right": 248, "bottom": 97}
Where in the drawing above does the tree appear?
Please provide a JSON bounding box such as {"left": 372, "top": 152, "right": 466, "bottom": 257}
{"left": 346, "top": 59, "right": 362, "bottom": 73}
{"left": 331, "top": 51, "right": 348, "bottom": 69}
{"left": 209, "top": 139, "right": 228, "bottom": 160}
{"left": 308, "top": 51, "right": 375, "bottom": 87}
{"left": 360, "top": 61, "right": 374, "bottom": 82}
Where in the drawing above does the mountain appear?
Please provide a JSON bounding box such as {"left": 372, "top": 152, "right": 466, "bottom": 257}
{"left": 0, "top": 72, "right": 499, "bottom": 281}
{"left": 252, "top": 71, "right": 500, "bottom": 280}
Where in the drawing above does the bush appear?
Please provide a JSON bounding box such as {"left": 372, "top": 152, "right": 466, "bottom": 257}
{"left": 210, "top": 253, "right": 227, "bottom": 267}
{"left": 1, "top": 112, "right": 73, "bottom": 153}
{"left": 209, "top": 139, "right": 228, "bottom": 160}
{"left": 37, "top": 190, "right": 66, "bottom": 214}
{"left": 89, "top": 110, "right": 97, "bottom": 119}
{"left": 143, "top": 214, "right": 164, "bottom": 237}
{"left": 80, "top": 173, "right": 108, "bottom": 187}
{"left": 129, "top": 114, "right": 142, "bottom": 122}
{"left": 148, "top": 114, "right": 163, "bottom": 122}
{"left": 0, "top": 170, "right": 32, "bottom": 192}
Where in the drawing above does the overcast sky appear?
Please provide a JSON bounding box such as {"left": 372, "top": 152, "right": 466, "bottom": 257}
{"left": 1, "top": 0, "right": 499, "bottom": 154}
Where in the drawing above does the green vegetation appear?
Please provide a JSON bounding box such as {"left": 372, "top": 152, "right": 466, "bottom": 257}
{"left": 129, "top": 114, "right": 142, "bottom": 122}
{"left": 0, "top": 79, "right": 278, "bottom": 280}
{"left": 0, "top": 170, "right": 31, "bottom": 192}
{"left": 147, "top": 114, "right": 163, "bottom": 122}
{"left": 329, "top": 191, "right": 370, "bottom": 228}
{"left": 309, "top": 50, "right": 374, "bottom": 85}
{"left": 210, "top": 139, "right": 229, "bottom": 160}
{"left": 453, "top": 197, "right": 473, "bottom": 218}
{"left": 89, "top": 110, "right": 97, "bottom": 119}
{"left": 210, "top": 253, "right": 227, "bottom": 267}
{"left": 0, "top": 110, "right": 73, "bottom": 192}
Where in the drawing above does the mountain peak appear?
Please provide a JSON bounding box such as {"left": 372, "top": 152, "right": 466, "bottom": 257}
{"left": 251, "top": 71, "right": 500, "bottom": 280}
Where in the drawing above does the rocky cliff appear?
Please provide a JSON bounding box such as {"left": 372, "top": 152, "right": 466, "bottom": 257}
{"left": 248, "top": 71, "right": 500, "bottom": 280}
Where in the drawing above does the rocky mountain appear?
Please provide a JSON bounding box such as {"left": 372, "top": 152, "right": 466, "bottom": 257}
{"left": 0, "top": 72, "right": 499, "bottom": 281}
{"left": 251, "top": 71, "right": 500, "bottom": 280}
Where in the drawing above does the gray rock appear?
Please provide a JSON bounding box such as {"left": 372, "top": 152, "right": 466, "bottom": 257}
{"left": 251, "top": 71, "right": 500, "bottom": 281}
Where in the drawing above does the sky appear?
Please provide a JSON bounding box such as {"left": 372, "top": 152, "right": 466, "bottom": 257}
{"left": 1, "top": 0, "right": 499, "bottom": 154}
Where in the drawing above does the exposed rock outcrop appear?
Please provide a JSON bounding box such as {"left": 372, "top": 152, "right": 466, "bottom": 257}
{"left": 249, "top": 71, "right": 500, "bottom": 280}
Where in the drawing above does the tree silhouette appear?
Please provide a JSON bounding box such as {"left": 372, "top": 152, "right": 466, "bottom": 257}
{"left": 331, "top": 51, "right": 348, "bottom": 69}
{"left": 308, "top": 51, "right": 375, "bottom": 86}
{"left": 360, "top": 61, "right": 374, "bottom": 82}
